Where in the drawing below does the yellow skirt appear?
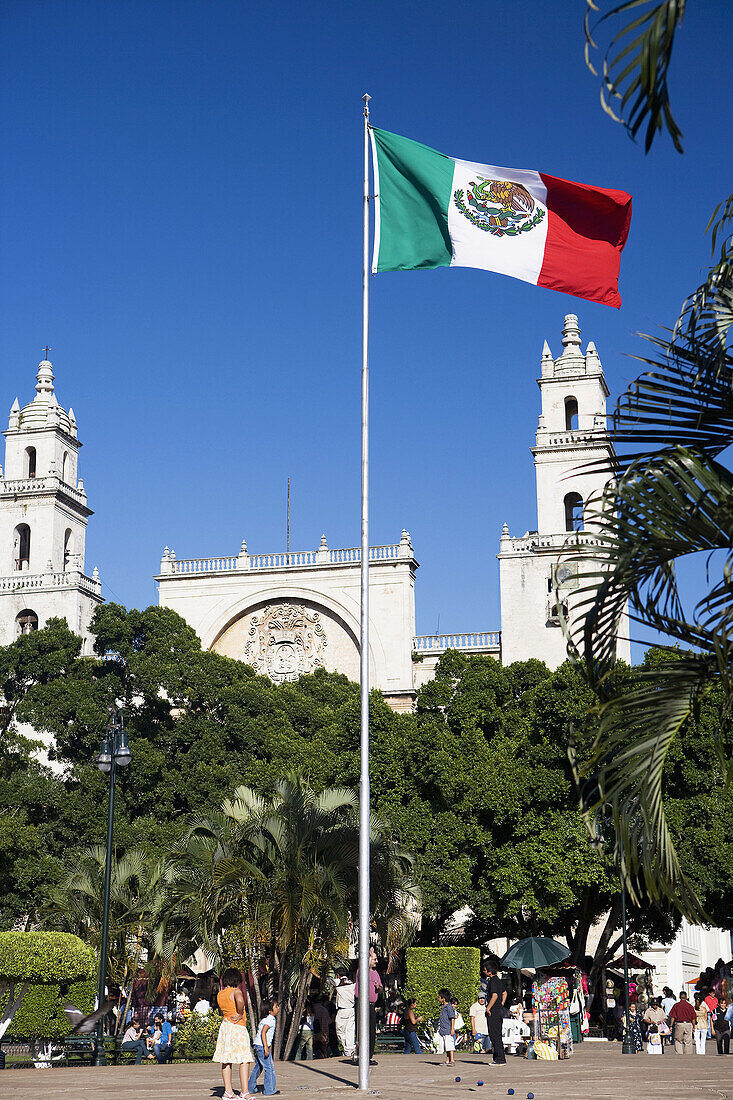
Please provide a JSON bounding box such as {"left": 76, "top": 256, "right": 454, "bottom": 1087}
{"left": 213, "top": 1018, "right": 253, "bottom": 1064}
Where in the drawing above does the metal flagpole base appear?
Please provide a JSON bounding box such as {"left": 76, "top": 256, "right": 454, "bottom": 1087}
{"left": 621, "top": 1036, "right": 636, "bottom": 1054}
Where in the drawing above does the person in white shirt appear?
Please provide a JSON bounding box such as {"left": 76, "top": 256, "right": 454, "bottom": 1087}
{"left": 469, "top": 994, "right": 491, "bottom": 1053}
{"left": 248, "top": 1000, "right": 279, "bottom": 1095}
{"left": 334, "top": 969, "right": 356, "bottom": 1058}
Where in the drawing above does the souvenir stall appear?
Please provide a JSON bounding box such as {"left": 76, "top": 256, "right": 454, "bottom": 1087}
{"left": 531, "top": 974, "right": 572, "bottom": 1059}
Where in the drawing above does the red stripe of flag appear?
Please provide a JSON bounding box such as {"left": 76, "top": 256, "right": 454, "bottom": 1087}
{"left": 538, "top": 173, "right": 632, "bottom": 309}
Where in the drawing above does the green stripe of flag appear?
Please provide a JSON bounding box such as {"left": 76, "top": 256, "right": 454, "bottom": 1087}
{"left": 371, "top": 127, "right": 454, "bottom": 272}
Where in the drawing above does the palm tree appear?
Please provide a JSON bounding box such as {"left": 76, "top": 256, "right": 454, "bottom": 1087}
{"left": 44, "top": 845, "right": 169, "bottom": 1031}
{"left": 155, "top": 772, "right": 419, "bottom": 1059}
{"left": 559, "top": 4, "right": 733, "bottom": 919}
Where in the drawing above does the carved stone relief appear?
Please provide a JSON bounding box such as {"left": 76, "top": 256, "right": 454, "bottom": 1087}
{"left": 243, "top": 602, "right": 328, "bottom": 683}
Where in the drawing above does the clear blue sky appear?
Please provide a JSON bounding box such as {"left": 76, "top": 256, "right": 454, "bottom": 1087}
{"left": 0, "top": 0, "right": 729, "bottom": 639}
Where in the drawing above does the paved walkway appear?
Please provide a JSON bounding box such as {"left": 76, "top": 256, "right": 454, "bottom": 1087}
{"left": 2, "top": 1045, "right": 731, "bottom": 1100}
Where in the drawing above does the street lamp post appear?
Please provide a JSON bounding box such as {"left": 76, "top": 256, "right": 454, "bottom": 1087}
{"left": 620, "top": 877, "right": 636, "bottom": 1055}
{"left": 93, "top": 709, "right": 131, "bottom": 1067}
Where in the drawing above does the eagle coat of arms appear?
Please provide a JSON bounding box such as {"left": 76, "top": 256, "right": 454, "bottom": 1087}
{"left": 453, "top": 177, "right": 545, "bottom": 237}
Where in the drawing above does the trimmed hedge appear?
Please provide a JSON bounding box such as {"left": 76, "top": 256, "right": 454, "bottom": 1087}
{"left": 0, "top": 931, "right": 95, "bottom": 982}
{"left": 0, "top": 931, "right": 97, "bottom": 1040}
{"left": 2, "top": 979, "right": 95, "bottom": 1040}
{"left": 405, "top": 946, "right": 481, "bottom": 1024}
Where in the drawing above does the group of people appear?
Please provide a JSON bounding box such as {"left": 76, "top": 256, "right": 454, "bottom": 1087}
{"left": 120, "top": 1013, "right": 174, "bottom": 1064}
{"left": 628, "top": 987, "right": 732, "bottom": 1055}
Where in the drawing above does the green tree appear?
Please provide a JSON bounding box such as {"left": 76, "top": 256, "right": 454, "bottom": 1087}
{"left": 155, "top": 773, "right": 419, "bottom": 1059}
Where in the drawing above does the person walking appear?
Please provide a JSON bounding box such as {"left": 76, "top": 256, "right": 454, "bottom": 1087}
{"left": 295, "top": 1001, "right": 315, "bottom": 1061}
{"left": 484, "top": 962, "right": 506, "bottom": 1066}
{"left": 401, "top": 997, "right": 423, "bottom": 1054}
{"left": 712, "top": 996, "right": 732, "bottom": 1056}
{"left": 120, "top": 1017, "right": 148, "bottom": 1064}
{"left": 249, "top": 999, "right": 280, "bottom": 1095}
{"left": 213, "top": 968, "right": 254, "bottom": 1100}
{"left": 661, "top": 986, "right": 676, "bottom": 1047}
{"left": 437, "top": 988, "right": 456, "bottom": 1066}
{"left": 469, "top": 993, "right": 491, "bottom": 1054}
{"left": 693, "top": 994, "right": 710, "bottom": 1055}
{"left": 334, "top": 969, "right": 356, "bottom": 1060}
{"left": 670, "top": 991, "right": 696, "bottom": 1054}
{"left": 354, "top": 952, "right": 382, "bottom": 1065}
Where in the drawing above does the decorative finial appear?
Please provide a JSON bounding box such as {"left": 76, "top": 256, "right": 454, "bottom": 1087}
{"left": 42, "top": 345, "right": 51, "bottom": 360}
{"left": 319, "top": 534, "right": 328, "bottom": 549}
{"left": 162, "top": 546, "right": 170, "bottom": 558}
{"left": 35, "top": 357, "right": 55, "bottom": 398}
{"left": 92, "top": 565, "right": 100, "bottom": 580}
{"left": 502, "top": 522, "right": 509, "bottom": 536}
{"left": 240, "top": 538, "right": 248, "bottom": 554}
{"left": 400, "top": 529, "right": 411, "bottom": 543}
{"left": 542, "top": 339, "right": 553, "bottom": 358}
{"left": 561, "top": 314, "right": 582, "bottom": 351}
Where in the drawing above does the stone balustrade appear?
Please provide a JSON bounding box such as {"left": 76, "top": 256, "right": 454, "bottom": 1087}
{"left": 162, "top": 541, "right": 410, "bottom": 576}
{"left": 0, "top": 569, "right": 101, "bottom": 595}
{"left": 502, "top": 530, "right": 604, "bottom": 553}
{"left": 0, "top": 474, "right": 87, "bottom": 503}
{"left": 413, "top": 631, "right": 500, "bottom": 653}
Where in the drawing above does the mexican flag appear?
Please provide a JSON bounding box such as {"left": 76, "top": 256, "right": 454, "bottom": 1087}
{"left": 370, "top": 127, "right": 632, "bottom": 309}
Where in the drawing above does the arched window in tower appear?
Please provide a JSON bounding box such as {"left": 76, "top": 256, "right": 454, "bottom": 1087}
{"left": 26, "top": 447, "right": 36, "bottom": 478}
{"left": 63, "top": 528, "right": 73, "bottom": 571}
{"left": 564, "top": 492, "right": 584, "bottom": 533}
{"left": 14, "top": 524, "right": 31, "bottom": 571}
{"left": 16, "top": 609, "right": 38, "bottom": 635}
{"left": 61, "top": 451, "right": 68, "bottom": 483}
{"left": 565, "top": 396, "right": 579, "bottom": 431}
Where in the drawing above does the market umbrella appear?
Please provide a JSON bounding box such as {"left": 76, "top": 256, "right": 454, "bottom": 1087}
{"left": 499, "top": 937, "right": 569, "bottom": 970}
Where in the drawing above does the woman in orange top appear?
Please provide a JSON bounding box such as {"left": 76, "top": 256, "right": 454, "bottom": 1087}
{"left": 213, "top": 968, "right": 254, "bottom": 1100}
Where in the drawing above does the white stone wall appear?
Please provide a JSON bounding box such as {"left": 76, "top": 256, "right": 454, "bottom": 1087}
{"left": 157, "top": 535, "right": 418, "bottom": 704}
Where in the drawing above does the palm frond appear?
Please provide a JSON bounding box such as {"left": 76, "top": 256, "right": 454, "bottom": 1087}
{"left": 584, "top": 0, "right": 686, "bottom": 152}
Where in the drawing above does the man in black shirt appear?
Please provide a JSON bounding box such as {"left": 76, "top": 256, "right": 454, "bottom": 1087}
{"left": 484, "top": 962, "right": 506, "bottom": 1065}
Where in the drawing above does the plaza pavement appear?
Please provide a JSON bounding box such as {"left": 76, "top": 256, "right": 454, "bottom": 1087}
{"left": 1, "top": 1045, "right": 731, "bottom": 1100}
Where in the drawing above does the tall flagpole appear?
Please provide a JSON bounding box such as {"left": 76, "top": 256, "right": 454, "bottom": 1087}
{"left": 358, "top": 90, "right": 371, "bottom": 1093}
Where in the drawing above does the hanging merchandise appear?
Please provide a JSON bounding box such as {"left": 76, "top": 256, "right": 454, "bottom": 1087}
{"left": 532, "top": 976, "right": 572, "bottom": 1058}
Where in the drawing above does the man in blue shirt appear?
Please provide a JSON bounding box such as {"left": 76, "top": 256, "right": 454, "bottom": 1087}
{"left": 149, "top": 1013, "right": 173, "bottom": 1063}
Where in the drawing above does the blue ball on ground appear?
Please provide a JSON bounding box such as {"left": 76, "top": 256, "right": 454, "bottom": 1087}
{"left": 477, "top": 1082, "right": 484, "bottom": 1087}
{"left": 527, "top": 1093, "right": 535, "bottom": 1099}
{"left": 508, "top": 1091, "right": 514, "bottom": 1095}
{"left": 456, "top": 1077, "right": 461, "bottom": 1083}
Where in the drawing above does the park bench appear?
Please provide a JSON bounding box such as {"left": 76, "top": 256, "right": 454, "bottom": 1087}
{"left": 62, "top": 1035, "right": 95, "bottom": 1065}
{"left": 375, "top": 1023, "right": 403, "bottom": 1054}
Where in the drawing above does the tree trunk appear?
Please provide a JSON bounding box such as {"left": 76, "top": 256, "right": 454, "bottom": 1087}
{"left": 116, "top": 927, "right": 143, "bottom": 1037}
{"left": 283, "top": 966, "right": 312, "bottom": 1061}
{"left": 247, "top": 946, "right": 262, "bottom": 1027}
{"left": 587, "top": 897, "right": 621, "bottom": 1014}
{"left": 273, "top": 949, "right": 289, "bottom": 1060}
{"left": 568, "top": 891, "right": 594, "bottom": 965}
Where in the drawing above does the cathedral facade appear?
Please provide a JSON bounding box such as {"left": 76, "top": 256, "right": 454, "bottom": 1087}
{"left": 0, "top": 316, "right": 628, "bottom": 689}
{"left": 155, "top": 314, "right": 629, "bottom": 702}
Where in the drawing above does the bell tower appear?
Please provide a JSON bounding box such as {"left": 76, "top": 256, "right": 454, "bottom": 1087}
{"left": 0, "top": 355, "right": 103, "bottom": 649}
{"left": 498, "top": 316, "right": 631, "bottom": 668}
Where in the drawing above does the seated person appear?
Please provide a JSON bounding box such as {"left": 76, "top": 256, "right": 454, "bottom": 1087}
{"left": 148, "top": 1012, "right": 174, "bottom": 1063}
{"left": 121, "top": 1017, "right": 149, "bottom": 1065}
